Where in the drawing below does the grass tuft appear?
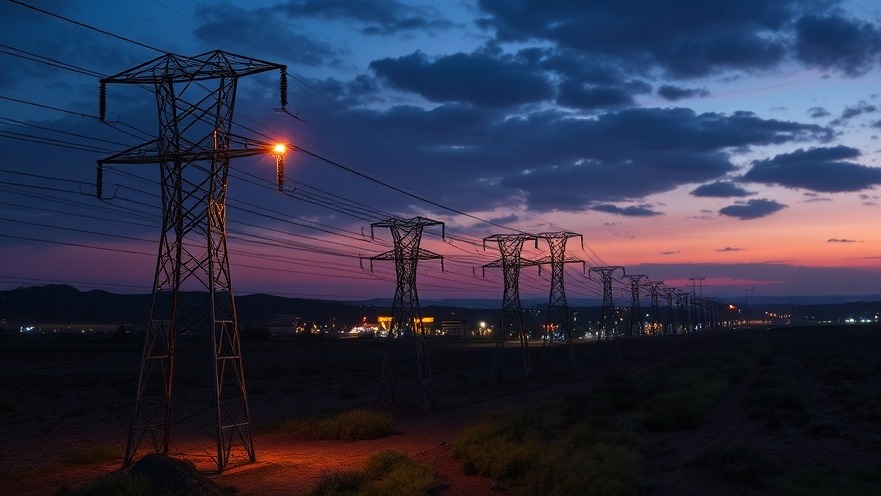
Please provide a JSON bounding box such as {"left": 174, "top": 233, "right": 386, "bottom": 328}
{"left": 309, "top": 450, "right": 440, "bottom": 496}
{"left": 259, "top": 408, "right": 397, "bottom": 441}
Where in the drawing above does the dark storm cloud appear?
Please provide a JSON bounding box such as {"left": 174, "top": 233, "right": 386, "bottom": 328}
{"left": 556, "top": 79, "right": 636, "bottom": 110}
{"left": 691, "top": 182, "right": 754, "bottom": 198}
{"left": 193, "top": 4, "right": 344, "bottom": 67}
{"left": 347, "top": 104, "right": 831, "bottom": 212}
{"left": 476, "top": 0, "right": 820, "bottom": 78}
{"left": 277, "top": 0, "right": 452, "bottom": 35}
{"left": 590, "top": 204, "right": 663, "bottom": 217}
{"left": 793, "top": 12, "right": 881, "bottom": 76}
{"left": 743, "top": 145, "right": 881, "bottom": 192}
{"left": 369, "top": 51, "right": 554, "bottom": 107}
{"left": 657, "top": 85, "right": 710, "bottom": 101}
{"left": 719, "top": 199, "right": 787, "bottom": 220}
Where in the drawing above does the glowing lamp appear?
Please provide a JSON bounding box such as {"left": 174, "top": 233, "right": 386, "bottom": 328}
{"left": 273, "top": 143, "right": 287, "bottom": 192}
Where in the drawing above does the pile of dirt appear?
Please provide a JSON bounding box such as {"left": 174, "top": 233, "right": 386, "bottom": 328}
{"left": 129, "top": 454, "right": 232, "bottom": 495}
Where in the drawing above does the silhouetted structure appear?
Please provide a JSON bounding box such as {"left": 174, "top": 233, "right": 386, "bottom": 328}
{"left": 534, "top": 232, "right": 583, "bottom": 376}
{"left": 368, "top": 216, "right": 443, "bottom": 408}
{"left": 484, "top": 233, "right": 536, "bottom": 386}
{"left": 99, "top": 50, "right": 288, "bottom": 472}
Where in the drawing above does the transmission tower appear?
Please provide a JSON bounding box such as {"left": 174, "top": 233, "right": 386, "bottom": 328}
{"left": 532, "top": 232, "right": 583, "bottom": 377}
{"left": 98, "top": 50, "right": 289, "bottom": 472}
{"left": 368, "top": 216, "right": 443, "bottom": 408}
{"left": 689, "top": 277, "right": 706, "bottom": 333}
{"left": 624, "top": 274, "right": 647, "bottom": 338}
{"left": 623, "top": 274, "right": 647, "bottom": 359}
{"left": 589, "top": 266, "right": 624, "bottom": 363}
{"left": 484, "top": 233, "right": 537, "bottom": 386}
{"left": 644, "top": 281, "right": 665, "bottom": 336}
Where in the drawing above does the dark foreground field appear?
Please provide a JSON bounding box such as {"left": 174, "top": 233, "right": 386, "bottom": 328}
{"left": 1, "top": 326, "right": 880, "bottom": 495}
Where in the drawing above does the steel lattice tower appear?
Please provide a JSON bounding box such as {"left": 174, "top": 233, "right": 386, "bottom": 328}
{"left": 589, "top": 266, "right": 624, "bottom": 363}
{"left": 484, "top": 233, "right": 536, "bottom": 386}
{"left": 533, "top": 232, "right": 583, "bottom": 376}
{"left": 98, "top": 50, "right": 288, "bottom": 472}
{"left": 369, "top": 217, "right": 443, "bottom": 408}
{"left": 644, "top": 281, "right": 665, "bottom": 336}
{"left": 624, "top": 274, "right": 647, "bottom": 338}
{"left": 662, "top": 287, "right": 677, "bottom": 335}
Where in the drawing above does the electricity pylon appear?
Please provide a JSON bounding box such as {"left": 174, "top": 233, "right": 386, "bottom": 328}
{"left": 623, "top": 274, "right": 647, "bottom": 359}
{"left": 589, "top": 266, "right": 624, "bottom": 363}
{"left": 368, "top": 216, "right": 443, "bottom": 408}
{"left": 624, "top": 274, "right": 647, "bottom": 338}
{"left": 644, "top": 281, "right": 665, "bottom": 336}
{"left": 533, "top": 232, "right": 583, "bottom": 377}
{"left": 484, "top": 233, "right": 537, "bottom": 386}
{"left": 98, "top": 50, "right": 288, "bottom": 472}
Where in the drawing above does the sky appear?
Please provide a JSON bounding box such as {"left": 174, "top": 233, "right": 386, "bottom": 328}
{"left": 2, "top": 0, "right": 881, "bottom": 304}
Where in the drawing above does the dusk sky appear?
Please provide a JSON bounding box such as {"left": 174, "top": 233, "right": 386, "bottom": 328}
{"left": 3, "top": 0, "right": 881, "bottom": 303}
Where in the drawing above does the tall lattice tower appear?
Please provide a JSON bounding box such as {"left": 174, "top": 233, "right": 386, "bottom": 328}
{"left": 589, "top": 266, "right": 624, "bottom": 363}
{"left": 484, "top": 233, "right": 536, "bottom": 386}
{"left": 98, "top": 50, "right": 288, "bottom": 472}
{"left": 533, "top": 232, "right": 583, "bottom": 376}
{"left": 369, "top": 216, "right": 444, "bottom": 408}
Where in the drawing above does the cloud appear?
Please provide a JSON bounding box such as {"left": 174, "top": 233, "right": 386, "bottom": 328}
{"left": 277, "top": 0, "right": 453, "bottom": 35}
{"left": 590, "top": 204, "right": 663, "bottom": 217}
{"left": 691, "top": 181, "right": 754, "bottom": 198}
{"left": 719, "top": 199, "right": 787, "bottom": 220}
{"left": 793, "top": 12, "right": 881, "bottom": 76}
{"left": 370, "top": 50, "right": 554, "bottom": 107}
{"left": 839, "top": 100, "right": 878, "bottom": 121}
{"left": 808, "top": 106, "right": 831, "bottom": 118}
{"left": 717, "top": 247, "right": 746, "bottom": 252}
{"left": 827, "top": 238, "right": 856, "bottom": 243}
{"left": 477, "top": 0, "right": 828, "bottom": 78}
{"left": 193, "top": 4, "right": 345, "bottom": 66}
{"left": 659, "top": 250, "right": 680, "bottom": 255}
{"left": 743, "top": 145, "right": 881, "bottom": 192}
{"left": 657, "top": 85, "right": 710, "bottom": 101}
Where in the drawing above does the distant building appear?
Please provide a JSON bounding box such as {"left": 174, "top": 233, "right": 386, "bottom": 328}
{"left": 441, "top": 320, "right": 466, "bottom": 338}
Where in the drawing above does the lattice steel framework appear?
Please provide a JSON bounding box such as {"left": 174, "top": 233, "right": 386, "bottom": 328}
{"left": 484, "top": 233, "right": 537, "bottom": 386}
{"left": 589, "top": 266, "right": 624, "bottom": 341}
{"left": 662, "top": 287, "right": 678, "bottom": 335}
{"left": 98, "top": 50, "right": 288, "bottom": 472}
{"left": 533, "top": 232, "right": 583, "bottom": 376}
{"left": 624, "top": 274, "right": 647, "bottom": 338}
{"left": 644, "top": 281, "right": 665, "bottom": 336}
{"left": 369, "top": 217, "right": 444, "bottom": 408}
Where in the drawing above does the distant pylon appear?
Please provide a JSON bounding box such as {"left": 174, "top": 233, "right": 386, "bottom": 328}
{"left": 624, "top": 274, "right": 647, "bottom": 338}
{"left": 533, "top": 232, "right": 583, "bottom": 376}
{"left": 98, "top": 50, "right": 289, "bottom": 472}
{"left": 368, "top": 216, "right": 443, "bottom": 408}
{"left": 662, "top": 287, "right": 677, "bottom": 335}
{"left": 644, "top": 281, "right": 665, "bottom": 336}
{"left": 483, "top": 233, "right": 537, "bottom": 386}
{"left": 589, "top": 266, "right": 624, "bottom": 363}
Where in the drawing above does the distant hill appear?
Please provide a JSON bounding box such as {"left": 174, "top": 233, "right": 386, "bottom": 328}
{"left": 3, "top": 284, "right": 881, "bottom": 330}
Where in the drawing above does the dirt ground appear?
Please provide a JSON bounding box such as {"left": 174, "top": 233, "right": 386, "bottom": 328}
{"left": 1, "top": 327, "right": 879, "bottom": 495}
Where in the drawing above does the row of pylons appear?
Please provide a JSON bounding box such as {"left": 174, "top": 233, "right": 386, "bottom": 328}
{"left": 99, "top": 50, "right": 733, "bottom": 474}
